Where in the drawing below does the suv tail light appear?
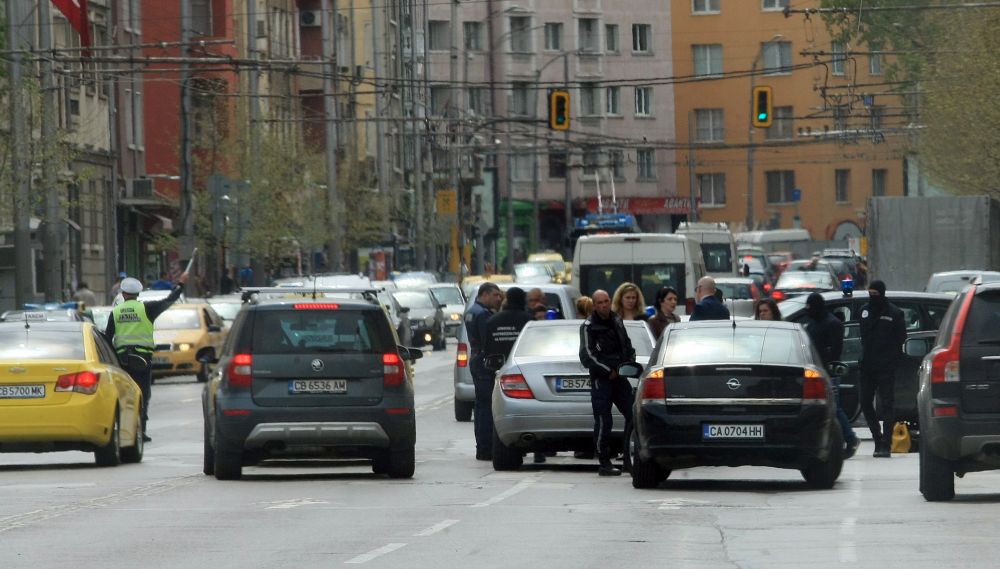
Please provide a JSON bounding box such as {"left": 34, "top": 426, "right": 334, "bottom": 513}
{"left": 931, "top": 288, "right": 975, "bottom": 384}
{"left": 227, "top": 353, "right": 253, "bottom": 387}
{"left": 499, "top": 374, "right": 533, "bottom": 399}
{"left": 383, "top": 353, "right": 405, "bottom": 386}
{"left": 640, "top": 369, "right": 665, "bottom": 402}
{"left": 456, "top": 343, "right": 469, "bottom": 368}
{"left": 55, "top": 371, "right": 100, "bottom": 394}
{"left": 771, "top": 290, "right": 786, "bottom": 302}
{"left": 801, "top": 368, "right": 826, "bottom": 403}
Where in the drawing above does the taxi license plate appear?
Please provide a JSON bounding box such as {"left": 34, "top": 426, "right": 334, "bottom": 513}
{"left": 554, "top": 377, "right": 590, "bottom": 392}
{"left": 289, "top": 379, "right": 347, "bottom": 394}
{"left": 152, "top": 357, "right": 170, "bottom": 365}
{"left": 0, "top": 385, "right": 45, "bottom": 399}
{"left": 702, "top": 424, "right": 765, "bottom": 440}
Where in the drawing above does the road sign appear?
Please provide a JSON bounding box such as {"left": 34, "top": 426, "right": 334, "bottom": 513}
{"left": 791, "top": 188, "right": 801, "bottom": 202}
{"left": 436, "top": 189, "right": 457, "bottom": 215}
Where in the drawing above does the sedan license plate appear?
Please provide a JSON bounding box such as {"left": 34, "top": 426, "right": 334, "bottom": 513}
{"left": 152, "top": 357, "right": 170, "bottom": 365}
{"left": 702, "top": 424, "right": 765, "bottom": 440}
{"left": 554, "top": 377, "right": 591, "bottom": 392}
{"left": 0, "top": 384, "right": 45, "bottom": 399}
{"left": 289, "top": 379, "right": 347, "bottom": 394}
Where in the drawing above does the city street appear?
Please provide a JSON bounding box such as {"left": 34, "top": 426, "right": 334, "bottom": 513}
{"left": 2, "top": 341, "right": 1000, "bottom": 569}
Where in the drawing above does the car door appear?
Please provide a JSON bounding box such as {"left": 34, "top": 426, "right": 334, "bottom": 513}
{"left": 891, "top": 300, "right": 943, "bottom": 422}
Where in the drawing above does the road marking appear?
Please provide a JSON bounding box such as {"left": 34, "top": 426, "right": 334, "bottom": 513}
{"left": 264, "top": 499, "right": 328, "bottom": 510}
{"left": 414, "top": 394, "right": 452, "bottom": 415}
{"left": 413, "top": 519, "right": 460, "bottom": 537}
{"left": 838, "top": 517, "right": 857, "bottom": 563}
{"left": 345, "top": 543, "right": 407, "bottom": 564}
{"left": 0, "top": 483, "right": 97, "bottom": 491}
{"left": 470, "top": 479, "right": 536, "bottom": 508}
{"left": 180, "top": 397, "right": 198, "bottom": 403}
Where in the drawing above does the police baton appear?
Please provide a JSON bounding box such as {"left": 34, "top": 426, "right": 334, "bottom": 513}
{"left": 184, "top": 248, "right": 198, "bottom": 275}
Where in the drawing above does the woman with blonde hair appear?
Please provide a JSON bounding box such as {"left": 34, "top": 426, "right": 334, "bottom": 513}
{"left": 612, "top": 282, "right": 648, "bottom": 321}
{"left": 575, "top": 295, "right": 594, "bottom": 319}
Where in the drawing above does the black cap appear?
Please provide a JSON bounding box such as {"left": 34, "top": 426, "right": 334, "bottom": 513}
{"left": 806, "top": 292, "right": 825, "bottom": 311}
{"left": 505, "top": 287, "right": 527, "bottom": 308}
{"left": 869, "top": 280, "right": 886, "bottom": 296}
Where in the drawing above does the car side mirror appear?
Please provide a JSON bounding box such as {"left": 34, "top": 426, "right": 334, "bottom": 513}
{"left": 904, "top": 338, "right": 929, "bottom": 358}
{"left": 198, "top": 349, "right": 218, "bottom": 364}
{"left": 208, "top": 324, "right": 222, "bottom": 333}
{"left": 399, "top": 346, "right": 423, "bottom": 361}
{"left": 827, "top": 361, "right": 849, "bottom": 377}
{"left": 618, "top": 362, "right": 644, "bottom": 378}
{"left": 483, "top": 353, "right": 506, "bottom": 372}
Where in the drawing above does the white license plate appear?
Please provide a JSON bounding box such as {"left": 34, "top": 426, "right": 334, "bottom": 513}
{"left": 554, "top": 377, "right": 591, "bottom": 392}
{"left": 152, "top": 357, "right": 170, "bottom": 365}
{"left": 289, "top": 379, "right": 347, "bottom": 394}
{"left": 702, "top": 424, "right": 765, "bottom": 440}
{"left": 0, "top": 384, "right": 45, "bottom": 399}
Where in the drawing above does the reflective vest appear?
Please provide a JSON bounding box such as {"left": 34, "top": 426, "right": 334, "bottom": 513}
{"left": 111, "top": 300, "right": 155, "bottom": 352}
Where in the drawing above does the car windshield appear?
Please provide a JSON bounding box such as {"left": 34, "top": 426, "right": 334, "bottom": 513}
{"left": 251, "top": 309, "right": 393, "bottom": 354}
{"left": 702, "top": 243, "right": 733, "bottom": 274}
{"left": 393, "top": 291, "right": 434, "bottom": 309}
{"left": 208, "top": 302, "right": 242, "bottom": 321}
{"left": 776, "top": 271, "right": 835, "bottom": 289}
{"left": 154, "top": 309, "right": 201, "bottom": 330}
{"left": 514, "top": 323, "right": 653, "bottom": 358}
{"left": 430, "top": 287, "right": 464, "bottom": 306}
{"left": 515, "top": 264, "right": 550, "bottom": 278}
{"left": 716, "top": 282, "right": 753, "bottom": 300}
{"left": 663, "top": 326, "right": 807, "bottom": 365}
{"left": 0, "top": 329, "right": 86, "bottom": 360}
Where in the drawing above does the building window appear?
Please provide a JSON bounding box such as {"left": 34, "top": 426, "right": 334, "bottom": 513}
{"left": 637, "top": 148, "right": 656, "bottom": 179}
{"left": 582, "top": 148, "right": 600, "bottom": 177}
{"left": 766, "top": 170, "right": 796, "bottom": 203}
{"left": 467, "top": 87, "right": 488, "bottom": 116}
{"left": 869, "top": 53, "right": 883, "bottom": 75}
{"left": 429, "top": 86, "right": 450, "bottom": 116}
{"left": 191, "top": 0, "right": 212, "bottom": 36}
{"left": 872, "top": 169, "right": 887, "bottom": 197}
{"left": 544, "top": 23, "right": 562, "bottom": 51}
{"left": 762, "top": 0, "right": 789, "bottom": 10}
{"left": 698, "top": 173, "right": 726, "bottom": 206}
{"left": 578, "top": 18, "right": 600, "bottom": 53}
{"left": 428, "top": 20, "right": 450, "bottom": 51}
{"left": 606, "top": 86, "right": 620, "bottom": 115}
{"left": 464, "top": 21, "right": 482, "bottom": 51}
{"left": 632, "top": 24, "right": 651, "bottom": 53}
{"left": 692, "top": 0, "right": 720, "bottom": 14}
{"left": 634, "top": 86, "right": 652, "bottom": 116}
{"left": 605, "top": 24, "right": 619, "bottom": 53}
{"left": 831, "top": 41, "right": 846, "bottom": 75}
{"left": 580, "top": 82, "right": 600, "bottom": 116}
{"left": 766, "top": 106, "right": 794, "bottom": 140}
{"left": 549, "top": 152, "right": 567, "bottom": 179}
{"left": 693, "top": 44, "right": 722, "bottom": 77}
{"left": 835, "top": 169, "right": 850, "bottom": 202}
{"left": 870, "top": 105, "right": 885, "bottom": 129}
{"left": 833, "top": 104, "right": 848, "bottom": 130}
{"left": 511, "top": 82, "right": 531, "bottom": 115}
{"left": 762, "top": 41, "right": 792, "bottom": 74}
{"left": 695, "top": 108, "right": 724, "bottom": 142}
{"left": 509, "top": 16, "right": 532, "bottom": 52}
{"left": 609, "top": 150, "right": 625, "bottom": 180}
{"left": 511, "top": 154, "right": 533, "bottom": 182}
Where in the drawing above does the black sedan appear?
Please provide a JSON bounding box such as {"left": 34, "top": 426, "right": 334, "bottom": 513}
{"left": 392, "top": 289, "right": 446, "bottom": 350}
{"left": 623, "top": 320, "right": 844, "bottom": 489}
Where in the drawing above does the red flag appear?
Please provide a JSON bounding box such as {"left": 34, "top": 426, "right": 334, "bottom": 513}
{"left": 51, "top": 0, "right": 91, "bottom": 52}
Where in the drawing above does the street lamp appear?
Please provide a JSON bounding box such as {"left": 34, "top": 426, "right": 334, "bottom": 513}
{"left": 746, "top": 34, "right": 784, "bottom": 231}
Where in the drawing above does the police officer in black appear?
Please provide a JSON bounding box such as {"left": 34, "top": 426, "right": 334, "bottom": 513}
{"left": 858, "top": 280, "right": 907, "bottom": 458}
{"left": 579, "top": 289, "right": 636, "bottom": 476}
{"left": 466, "top": 282, "right": 504, "bottom": 460}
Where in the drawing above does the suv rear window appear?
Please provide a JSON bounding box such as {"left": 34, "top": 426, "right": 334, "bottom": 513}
{"left": 962, "top": 290, "right": 1000, "bottom": 345}
{"left": 251, "top": 309, "right": 393, "bottom": 354}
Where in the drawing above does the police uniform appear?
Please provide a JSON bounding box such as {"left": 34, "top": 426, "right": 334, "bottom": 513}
{"left": 465, "top": 299, "right": 496, "bottom": 459}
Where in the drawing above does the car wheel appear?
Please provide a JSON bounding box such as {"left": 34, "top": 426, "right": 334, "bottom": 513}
{"left": 919, "top": 438, "right": 955, "bottom": 501}
{"left": 94, "top": 411, "right": 122, "bottom": 467}
{"left": 387, "top": 447, "right": 416, "bottom": 479}
{"left": 801, "top": 425, "right": 844, "bottom": 490}
{"left": 372, "top": 452, "right": 388, "bottom": 475}
{"left": 454, "top": 398, "right": 473, "bottom": 422}
{"left": 213, "top": 425, "right": 243, "bottom": 481}
{"left": 630, "top": 431, "right": 667, "bottom": 489}
{"left": 202, "top": 422, "right": 215, "bottom": 476}
{"left": 492, "top": 428, "right": 523, "bottom": 471}
{"left": 121, "top": 415, "right": 144, "bottom": 464}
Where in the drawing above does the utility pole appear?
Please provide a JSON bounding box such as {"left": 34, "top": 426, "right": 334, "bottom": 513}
{"left": 7, "top": 0, "right": 33, "bottom": 307}
{"left": 372, "top": 3, "right": 387, "bottom": 197}
{"left": 688, "top": 110, "right": 698, "bottom": 223}
{"left": 322, "top": 0, "right": 342, "bottom": 271}
{"left": 39, "top": 0, "right": 63, "bottom": 301}
{"left": 179, "top": 0, "right": 195, "bottom": 257}
{"left": 422, "top": 0, "right": 437, "bottom": 273}
{"left": 409, "top": 0, "right": 425, "bottom": 270}
{"left": 746, "top": 59, "right": 757, "bottom": 232}
{"left": 449, "top": 0, "right": 462, "bottom": 277}
{"left": 562, "top": 54, "right": 572, "bottom": 260}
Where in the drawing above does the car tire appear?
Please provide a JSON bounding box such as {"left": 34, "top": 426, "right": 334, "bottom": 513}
{"left": 213, "top": 426, "right": 243, "bottom": 481}
{"left": 492, "top": 428, "right": 523, "bottom": 471}
{"left": 202, "top": 422, "right": 215, "bottom": 476}
{"left": 919, "top": 438, "right": 955, "bottom": 502}
{"left": 801, "top": 425, "right": 843, "bottom": 490}
{"left": 630, "top": 431, "right": 667, "bottom": 489}
{"left": 454, "top": 399, "right": 474, "bottom": 422}
{"left": 386, "top": 447, "right": 416, "bottom": 479}
{"left": 121, "top": 415, "right": 144, "bottom": 464}
{"left": 94, "top": 411, "right": 122, "bottom": 467}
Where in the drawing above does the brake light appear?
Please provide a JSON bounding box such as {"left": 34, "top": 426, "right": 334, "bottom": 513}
{"left": 802, "top": 368, "right": 826, "bottom": 403}
{"left": 383, "top": 352, "right": 405, "bottom": 386}
{"left": 771, "top": 289, "right": 786, "bottom": 302}
{"left": 227, "top": 353, "right": 253, "bottom": 387}
{"left": 764, "top": 283, "right": 773, "bottom": 294}
{"left": 499, "top": 374, "right": 534, "bottom": 399}
{"left": 293, "top": 303, "right": 340, "bottom": 310}
{"left": 931, "top": 289, "right": 975, "bottom": 384}
{"left": 55, "top": 371, "right": 100, "bottom": 395}
{"left": 640, "top": 368, "right": 665, "bottom": 401}
{"left": 456, "top": 343, "right": 469, "bottom": 368}
{"left": 932, "top": 405, "right": 958, "bottom": 417}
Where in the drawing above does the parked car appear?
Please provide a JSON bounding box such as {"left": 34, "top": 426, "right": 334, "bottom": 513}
{"left": 489, "top": 320, "right": 655, "bottom": 470}
{"left": 0, "top": 321, "right": 144, "bottom": 465}
{"left": 916, "top": 280, "right": 1000, "bottom": 501}
{"left": 152, "top": 304, "right": 227, "bottom": 383}
{"left": 428, "top": 283, "right": 466, "bottom": 338}
{"left": 202, "top": 296, "right": 422, "bottom": 480}
{"left": 622, "top": 320, "right": 844, "bottom": 489}
{"left": 392, "top": 289, "right": 446, "bottom": 350}
{"left": 924, "top": 270, "right": 1000, "bottom": 295}
{"left": 770, "top": 271, "right": 839, "bottom": 302}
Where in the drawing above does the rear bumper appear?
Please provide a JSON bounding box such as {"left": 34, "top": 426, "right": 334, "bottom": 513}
{"left": 922, "top": 412, "right": 1000, "bottom": 468}
{"left": 0, "top": 396, "right": 114, "bottom": 448}
{"left": 244, "top": 422, "right": 390, "bottom": 449}
{"left": 492, "top": 397, "right": 626, "bottom": 448}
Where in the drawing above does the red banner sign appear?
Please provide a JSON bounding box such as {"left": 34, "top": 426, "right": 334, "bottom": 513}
{"left": 585, "top": 197, "right": 699, "bottom": 215}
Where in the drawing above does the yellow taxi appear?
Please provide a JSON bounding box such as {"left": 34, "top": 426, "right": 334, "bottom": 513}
{"left": 151, "top": 304, "right": 227, "bottom": 383}
{"left": 0, "top": 318, "right": 144, "bottom": 466}
{"left": 527, "top": 251, "right": 572, "bottom": 284}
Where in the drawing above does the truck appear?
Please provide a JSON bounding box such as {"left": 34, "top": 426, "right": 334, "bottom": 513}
{"left": 867, "top": 196, "right": 1000, "bottom": 291}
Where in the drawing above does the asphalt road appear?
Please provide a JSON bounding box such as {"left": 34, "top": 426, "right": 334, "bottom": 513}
{"left": 3, "top": 341, "right": 1000, "bottom": 569}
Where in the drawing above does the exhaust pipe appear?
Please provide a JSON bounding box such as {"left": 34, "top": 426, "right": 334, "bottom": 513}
{"left": 520, "top": 433, "right": 536, "bottom": 443}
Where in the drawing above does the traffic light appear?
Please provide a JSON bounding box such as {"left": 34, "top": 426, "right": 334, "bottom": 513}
{"left": 549, "top": 90, "right": 570, "bottom": 131}
{"left": 752, "top": 86, "right": 773, "bottom": 128}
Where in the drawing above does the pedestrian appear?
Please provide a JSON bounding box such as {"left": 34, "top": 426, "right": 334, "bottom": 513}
{"left": 108, "top": 272, "right": 126, "bottom": 304}
{"left": 220, "top": 267, "right": 236, "bottom": 294}
{"left": 858, "top": 280, "right": 907, "bottom": 458}
{"left": 612, "top": 282, "right": 648, "bottom": 321}
{"left": 803, "top": 292, "right": 860, "bottom": 459}
{"left": 579, "top": 289, "right": 636, "bottom": 476}
{"left": 73, "top": 282, "right": 99, "bottom": 310}
{"left": 648, "top": 286, "right": 681, "bottom": 339}
{"left": 150, "top": 271, "right": 173, "bottom": 290}
{"left": 483, "top": 287, "right": 536, "bottom": 463}
{"left": 753, "top": 298, "right": 782, "bottom": 321}
{"left": 575, "top": 296, "right": 594, "bottom": 319}
{"left": 104, "top": 272, "right": 189, "bottom": 442}
{"left": 465, "top": 282, "right": 504, "bottom": 460}
{"left": 689, "top": 277, "right": 731, "bottom": 321}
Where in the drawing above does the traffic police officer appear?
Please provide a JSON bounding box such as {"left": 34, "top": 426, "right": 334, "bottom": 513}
{"left": 858, "top": 280, "right": 907, "bottom": 458}
{"left": 104, "top": 272, "right": 188, "bottom": 441}
{"left": 466, "top": 282, "right": 503, "bottom": 460}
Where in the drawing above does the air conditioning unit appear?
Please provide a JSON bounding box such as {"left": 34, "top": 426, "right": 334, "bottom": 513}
{"left": 300, "top": 10, "right": 321, "bottom": 27}
{"left": 127, "top": 177, "right": 154, "bottom": 199}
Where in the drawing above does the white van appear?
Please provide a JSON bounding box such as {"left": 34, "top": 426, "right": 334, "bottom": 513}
{"left": 734, "top": 229, "right": 812, "bottom": 250}
{"left": 676, "top": 221, "right": 738, "bottom": 276}
{"left": 572, "top": 234, "right": 707, "bottom": 315}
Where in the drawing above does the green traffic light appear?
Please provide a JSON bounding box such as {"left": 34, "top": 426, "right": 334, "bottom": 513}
{"left": 757, "top": 112, "right": 768, "bottom": 120}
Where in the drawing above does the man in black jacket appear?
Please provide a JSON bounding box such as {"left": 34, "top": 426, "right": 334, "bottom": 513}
{"left": 465, "top": 282, "right": 504, "bottom": 460}
{"left": 689, "top": 277, "right": 730, "bottom": 321}
{"left": 859, "top": 280, "right": 907, "bottom": 458}
{"left": 579, "top": 289, "right": 636, "bottom": 476}
{"left": 483, "top": 288, "right": 535, "bottom": 463}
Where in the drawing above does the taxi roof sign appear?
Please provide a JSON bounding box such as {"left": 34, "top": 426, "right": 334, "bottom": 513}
{"left": 23, "top": 312, "right": 47, "bottom": 322}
